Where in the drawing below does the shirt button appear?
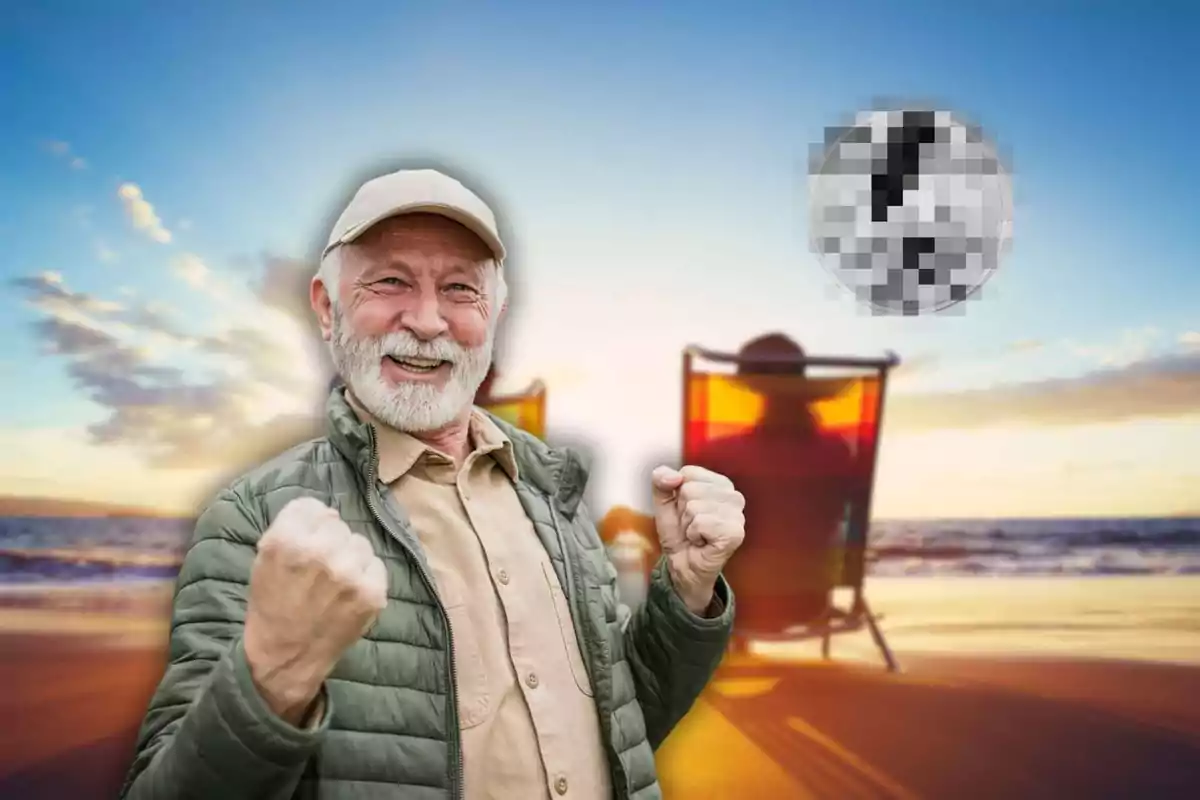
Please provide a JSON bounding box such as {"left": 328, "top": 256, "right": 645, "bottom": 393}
{"left": 555, "top": 776, "right": 569, "bottom": 795}
{"left": 497, "top": 569, "right": 510, "bottom": 585}
{"left": 526, "top": 672, "right": 539, "bottom": 689}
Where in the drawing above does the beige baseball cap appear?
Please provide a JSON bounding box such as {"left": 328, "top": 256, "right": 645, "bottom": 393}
{"left": 323, "top": 168, "right": 506, "bottom": 261}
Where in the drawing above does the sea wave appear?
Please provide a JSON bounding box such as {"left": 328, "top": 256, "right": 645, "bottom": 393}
{"left": 0, "top": 516, "right": 191, "bottom": 584}
{"left": 867, "top": 517, "right": 1200, "bottom": 577}
{"left": 3, "top": 513, "right": 1199, "bottom": 583}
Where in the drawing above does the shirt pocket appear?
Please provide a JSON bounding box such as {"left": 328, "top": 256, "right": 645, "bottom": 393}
{"left": 436, "top": 576, "right": 492, "bottom": 729}
{"left": 540, "top": 560, "right": 594, "bottom": 697}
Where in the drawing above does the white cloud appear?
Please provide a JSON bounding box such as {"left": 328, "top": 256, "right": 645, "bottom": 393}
{"left": 15, "top": 272, "right": 126, "bottom": 340}
{"left": 173, "top": 253, "right": 242, "bottom": 303}
{"left": 173, "top": 253, "right": 209, "bottom": 288}
{"left": 1067, "top": 325, "right": 1164, "bottom": 367}
{"left": 12, "top": 264, "right": 328, "bottom": 483}
{"left": 95, "top": 241, "right": 119, "bottom": 264}
{"left": 1180, "top": 331, "right": 1200, "bottom": 349}
{"left": 117, "top": 182, "right": 172, "bottom": 243}
{"left": 43, "top": 140, "right": 87, "bottom": 170}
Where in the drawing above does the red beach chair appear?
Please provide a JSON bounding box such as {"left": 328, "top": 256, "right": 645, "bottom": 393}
{"left": 683, "top": 335, "right": 900, "bottom": 671}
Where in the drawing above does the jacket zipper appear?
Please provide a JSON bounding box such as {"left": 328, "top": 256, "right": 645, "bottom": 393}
{"left": 362, "top": 426, "right": 465, "bottom": 800}
{"left": 547, "top": 500, "right": 631, "bottom": 800}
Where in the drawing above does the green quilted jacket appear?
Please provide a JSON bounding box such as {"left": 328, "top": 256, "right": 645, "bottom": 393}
{"left": 120, "top": 388, "right": 735, "bottom": 799}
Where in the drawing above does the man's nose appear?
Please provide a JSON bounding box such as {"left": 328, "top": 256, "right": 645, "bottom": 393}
{"left": 399, "top": 292, "right": 450, "bottom": 340}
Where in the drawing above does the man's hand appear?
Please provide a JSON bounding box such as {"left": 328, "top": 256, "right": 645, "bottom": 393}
{"left": 243, "top": 497, "right": 388, "bottom": 725}
{"left": 651, "top": 465, "right": 745, "bottom": 615}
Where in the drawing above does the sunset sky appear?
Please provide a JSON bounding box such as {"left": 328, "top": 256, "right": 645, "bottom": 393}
{"left": 1, "top": 1, "right": 1197, "bottom": 519}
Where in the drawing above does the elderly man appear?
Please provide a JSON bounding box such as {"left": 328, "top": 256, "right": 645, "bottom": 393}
{"left": 120, "top": 168, "right": 743, "bottom": 800}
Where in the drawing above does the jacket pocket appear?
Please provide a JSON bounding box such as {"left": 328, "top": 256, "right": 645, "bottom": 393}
{"left": 541, "top": 560, "right": 594, "bottom": 697}
{"left": 438, "top": 578, "right": 491, "bottom": 729}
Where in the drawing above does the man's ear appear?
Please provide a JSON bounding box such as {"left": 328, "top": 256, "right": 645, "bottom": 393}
{"left": 311, "top": 275, "right": 334, "bottom": 341}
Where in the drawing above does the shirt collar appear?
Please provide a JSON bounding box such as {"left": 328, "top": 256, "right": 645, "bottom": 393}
{"left": 468, "top": 408, "right": 521, "bottom": 482}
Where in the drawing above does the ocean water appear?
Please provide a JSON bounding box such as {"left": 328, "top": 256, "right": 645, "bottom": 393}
{"left": 1, "top": 514, "right": 1199, "bottom": 585}
{"left": 0, "top": 516, "right": 192, "bottom": 584}
{"left": 868, "top": 517, "right": 1200, "bottom": 577}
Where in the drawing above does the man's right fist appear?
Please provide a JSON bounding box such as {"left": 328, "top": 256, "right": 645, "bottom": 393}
{"left": 243, "top": 497, "right": 388, "bottom": 724}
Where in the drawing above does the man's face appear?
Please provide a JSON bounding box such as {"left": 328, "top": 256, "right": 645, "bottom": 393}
{"left": 315, "top": 213, "right": 501, "bottom": 433}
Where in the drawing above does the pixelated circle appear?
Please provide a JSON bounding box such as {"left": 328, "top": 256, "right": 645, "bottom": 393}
{"left": 808, "top": 107, "right": 1013, "bottom": 315}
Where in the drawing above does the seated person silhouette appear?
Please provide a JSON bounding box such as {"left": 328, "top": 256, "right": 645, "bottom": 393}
{"left": 691, "top": 333, "right": 857, "bottom": 634}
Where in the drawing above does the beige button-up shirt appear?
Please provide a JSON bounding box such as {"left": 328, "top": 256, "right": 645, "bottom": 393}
{"left": 349, "top": 394, "right": 612, "bottom": 800}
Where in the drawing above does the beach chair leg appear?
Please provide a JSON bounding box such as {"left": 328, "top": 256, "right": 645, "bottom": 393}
{"left": 821, "top": 626, "right": 832, "bottom": 659}
{"left": 861, "top": 600, "right": 900, "bottom": 673}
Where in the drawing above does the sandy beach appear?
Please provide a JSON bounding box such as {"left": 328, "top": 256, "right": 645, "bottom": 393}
{"left": 1, "top": 576, "right": 1198, "bottom": 798}
{"left": 657, "top": 575, "right": 1200, "bottom": 798}
{"left": 657, "top": 652, "right": 1200, "bottom": 799}
{"left": 0, "top": 581, "right": 172, "bottom": 797}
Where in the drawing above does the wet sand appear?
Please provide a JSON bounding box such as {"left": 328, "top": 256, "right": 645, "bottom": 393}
{"left": 2, "top": 576, "right": 1199, "bottom": 798}
{"left": 657, "top": 652, "right": 1200, "bottom": 798}
{"left": 0, "top": 631, "right": 168, "bottom": 798}
{"left": 3, "top": 630, "right": 1198, "bottom": 799}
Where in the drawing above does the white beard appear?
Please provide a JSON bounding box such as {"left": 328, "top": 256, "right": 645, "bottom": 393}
{"left": 327, "top": 306, "right": 494, "bottom": 433}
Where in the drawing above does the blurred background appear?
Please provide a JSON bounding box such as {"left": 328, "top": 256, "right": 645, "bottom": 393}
{"left": 1, "top": 1, "right": 1198, "bottom": 797}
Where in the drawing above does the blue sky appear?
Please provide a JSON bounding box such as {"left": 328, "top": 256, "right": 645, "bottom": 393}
{"left": 1, "top": 0, "right": 1198, "bottom": 517}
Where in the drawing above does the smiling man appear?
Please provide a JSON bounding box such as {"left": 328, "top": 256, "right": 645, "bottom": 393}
{"left": 120, "top": 167, "right": 743, "bottom": 800}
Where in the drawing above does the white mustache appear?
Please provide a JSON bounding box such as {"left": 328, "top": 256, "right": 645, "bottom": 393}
{"left": 372, "top": 332, "right": 464, "bottom": 364}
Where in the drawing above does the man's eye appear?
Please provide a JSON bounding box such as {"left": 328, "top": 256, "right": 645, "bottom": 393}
{"left": 377, "top": 277, "right": 408, "bottom": 288}
{"left": 447, "top": 283, "right": 477, "bottom": 294}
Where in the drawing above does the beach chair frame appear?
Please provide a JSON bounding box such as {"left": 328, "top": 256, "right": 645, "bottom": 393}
{"left": 479, "top": 379, "right": 548, "bottom": 440}
{"left": 682, "top": 345, "right": 901, "bottom": 672}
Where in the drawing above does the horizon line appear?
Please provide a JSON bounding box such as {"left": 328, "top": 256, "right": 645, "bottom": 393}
{"left": 0, "top": 493, "right": 1194, "bottom": 524}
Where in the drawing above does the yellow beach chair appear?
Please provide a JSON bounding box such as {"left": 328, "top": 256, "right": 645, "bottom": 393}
{"left": 479, "top": 379, "right": 547, "bottom": 440}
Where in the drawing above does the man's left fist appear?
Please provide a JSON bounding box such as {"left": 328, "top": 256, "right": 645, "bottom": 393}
{"left": 651, "top": 465, "right": 745, "bottom": 615}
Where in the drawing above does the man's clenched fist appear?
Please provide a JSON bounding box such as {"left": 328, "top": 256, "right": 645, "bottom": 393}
{"left": 243, "top": 497, "right": 388, "bottom": 725}
{"left": 651, "top": 465, "right": 745, "bottom": 616}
